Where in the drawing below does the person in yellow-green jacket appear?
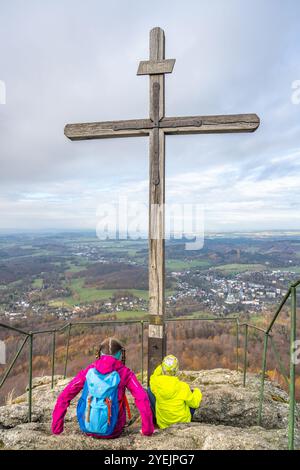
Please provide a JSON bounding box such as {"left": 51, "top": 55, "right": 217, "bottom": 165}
{"left": 148, "top": 355, "right": 202, "bottom": 429}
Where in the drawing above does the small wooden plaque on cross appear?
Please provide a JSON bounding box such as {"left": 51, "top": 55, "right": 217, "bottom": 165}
{"left": 64, "top": 27, "right": 260, "bottom": 380}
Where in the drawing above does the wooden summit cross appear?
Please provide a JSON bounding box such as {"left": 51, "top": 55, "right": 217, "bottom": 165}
{"left": 64, "top": 27, "right": 260, "bottom": 379}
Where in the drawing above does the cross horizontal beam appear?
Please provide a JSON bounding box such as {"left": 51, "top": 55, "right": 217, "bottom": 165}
{"left": 64, "top": 113, "right": 260, "bottom": 140}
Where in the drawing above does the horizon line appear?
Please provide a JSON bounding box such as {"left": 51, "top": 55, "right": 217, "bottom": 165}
{"left": 0, "top": 228, "right": 300, "bottom": 236}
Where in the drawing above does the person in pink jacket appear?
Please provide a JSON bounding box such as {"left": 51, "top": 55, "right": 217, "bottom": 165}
{"left": 52, "top": 337, "right": 154, "bottom": 438}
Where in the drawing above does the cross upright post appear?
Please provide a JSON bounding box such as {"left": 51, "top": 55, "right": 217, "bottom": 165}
{"left": 64, "top": 27, "right": 260, "bottom": 382}
{"left": 147, "top": 28, "right": 167, "bottom": 376}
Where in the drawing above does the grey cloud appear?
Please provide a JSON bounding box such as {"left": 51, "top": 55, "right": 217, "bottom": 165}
{"left": 0, "top": 0, "right": 300, "bottom": 230}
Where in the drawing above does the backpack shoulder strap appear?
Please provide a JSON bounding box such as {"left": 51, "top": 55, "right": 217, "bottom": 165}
{"left": 124, "top": 394, "right": 132, "bottom": 420}
{"left": 119, "top": 394, "right": 131, "bottom": 421}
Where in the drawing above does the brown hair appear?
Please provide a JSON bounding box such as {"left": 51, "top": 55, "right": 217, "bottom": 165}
{"left": 96, "top": 337, "right": 126, "bottom": 364}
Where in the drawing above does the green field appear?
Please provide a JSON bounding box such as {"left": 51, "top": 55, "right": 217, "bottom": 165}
{"left": 169, "top": 311, "right": 218, "bottom": 320}
{"left": 49, "top": 278, "right": 150, "bottom": 307}
{"left": 96, "top": 310, "right": 148, "bottom": 320}
{"left": 32, "top": 278, "right": 43, "bottom": 288}
{"left": 276, "top": 266, "right": 300, "bottom": 273}
{"left": 49, "top": 276, "right": 176, "bottom": 307}
{"left": 214, "top": 264, "right": 265, "bottom": 274}
{"left": 65, "top": 262, "right": 90, "bottom": 274}
{"left": 166, "top": 259, "right": 211, "bottom": 271}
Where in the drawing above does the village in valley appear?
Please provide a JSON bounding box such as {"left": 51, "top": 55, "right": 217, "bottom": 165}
{"left": 0, "top": 231, "right": 299, "bottom": 326}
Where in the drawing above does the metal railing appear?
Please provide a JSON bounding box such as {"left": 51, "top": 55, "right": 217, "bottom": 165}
{"left": 0, "top": 281, "right": 298, "bottom": 449}
{"left": 0, "top": 316, "right": 239, "bottom": 423}
{"left": 255, "top": 280, "right": 299, "bottom": 450}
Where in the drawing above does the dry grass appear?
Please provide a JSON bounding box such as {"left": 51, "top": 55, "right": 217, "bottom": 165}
{"left": 5, "top": 388, "right": 15, "bottom": 405}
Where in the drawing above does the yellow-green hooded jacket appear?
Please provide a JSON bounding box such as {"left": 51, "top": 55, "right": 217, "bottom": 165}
{"left": 150, "top": 365, "right": 202, "bottom": 429}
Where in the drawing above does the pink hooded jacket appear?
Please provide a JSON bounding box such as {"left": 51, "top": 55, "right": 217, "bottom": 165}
{"left": 52, "top": 355, "right": 154, "bottom": 438}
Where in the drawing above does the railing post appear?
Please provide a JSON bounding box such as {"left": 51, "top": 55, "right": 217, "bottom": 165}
{"left": 258, "top": 332, "right": 269, "bottom": 426}
{"left": 51, "top": 330, "right": 56, "bottom": 389}
{"left": 288, "top": 286, "right": 296, "bottom": 450}
{"left": 141, "top": 321, "right": 144, "bottom": 385}
{"left": 243, "top": 324, "right": 248, "bottom": 387}
{"left": 64, "top": 323, "right": 71, "bottom": 379}
{"left": 28, "top": 333, "right": 33, "bottom": 423}
{"left": 236, "top": 319, "right": 240, "bottom": 371}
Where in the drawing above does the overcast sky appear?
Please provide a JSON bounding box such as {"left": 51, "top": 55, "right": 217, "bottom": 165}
{"left": 0, "top": 0, "right": 300, "bottom": 233}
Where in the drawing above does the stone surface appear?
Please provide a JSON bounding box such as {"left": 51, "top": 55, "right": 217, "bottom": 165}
{"left": 0, "top": 421, "right": 294, "bottom": 451}
{"left": 179, "top": 369, "right": 293, "bottom": 430}
{"left": 0, "top": 369, "right": 298, "bottom": 450}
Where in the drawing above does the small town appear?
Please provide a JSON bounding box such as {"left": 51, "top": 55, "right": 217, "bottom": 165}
{"left": 168, "top": 268, "right": 296, "bottom": 315}
{"left": 1, "top": 258, "right": 298, "bottom": 322}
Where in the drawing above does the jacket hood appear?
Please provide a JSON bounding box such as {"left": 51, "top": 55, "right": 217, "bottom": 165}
{"left": 153, "top": 375, "right": 179, "bottom": 399}
{"left": 93, "top": 355, "right": 124, "bottom": 374}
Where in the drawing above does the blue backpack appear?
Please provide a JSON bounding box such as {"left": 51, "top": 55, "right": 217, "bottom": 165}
{"left": 77, "top": 368, "right": 121, "bottom": 436}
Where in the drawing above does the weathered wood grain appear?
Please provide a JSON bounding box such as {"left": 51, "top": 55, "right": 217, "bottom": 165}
{"left": 137, "top": 59, "right": 175, "bottom": 75}
{"left": 64, "top": 119, "right": 151, "bottom": 140}
{"left": 64, "top": 114, "right": 259, "bottom": 140}
{"left": 148, "top": 28, "right": 166, "bottom": 376}
{"left": 149, "top": 27, "right": 165, "bottom": 121}
{"left": 148, "top": 129, "right": 165, "bottom": 339}
{"left": 162, "top": 113, "right": 260, "bottom": 134}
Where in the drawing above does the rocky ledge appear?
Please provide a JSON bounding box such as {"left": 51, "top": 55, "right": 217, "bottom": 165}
{"left": 0, "top": 369, "right": 298, "bottom": 450}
